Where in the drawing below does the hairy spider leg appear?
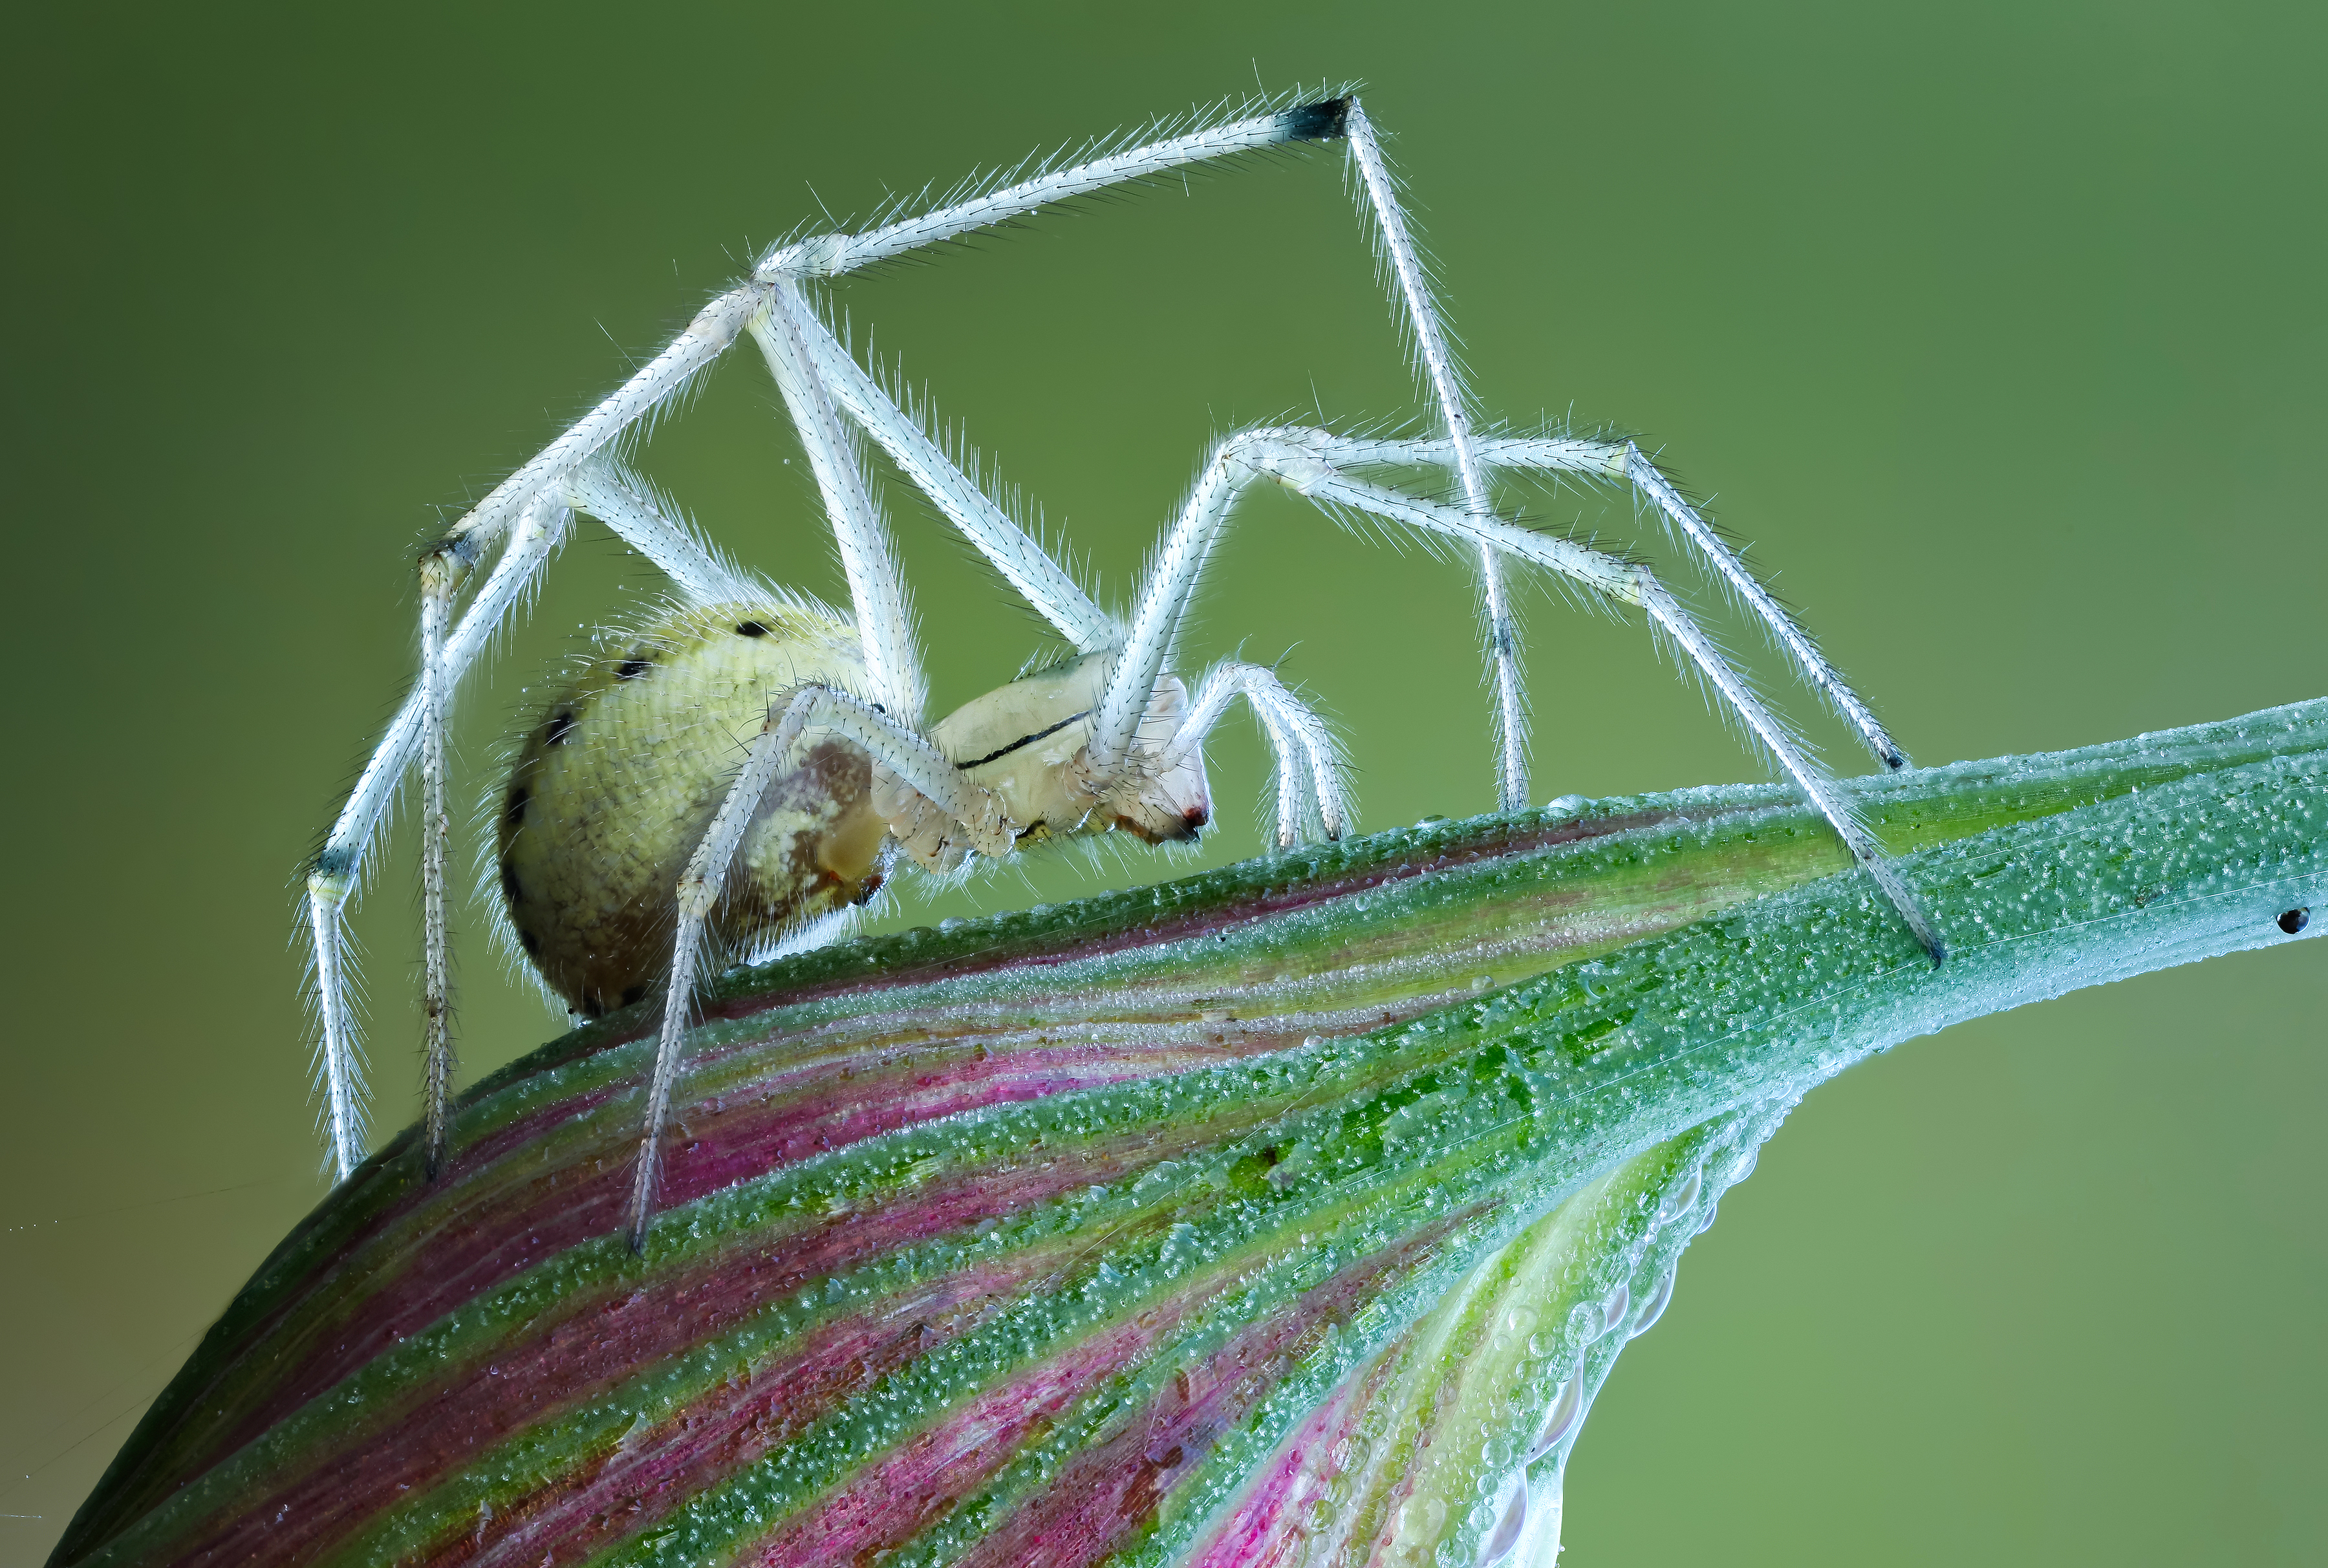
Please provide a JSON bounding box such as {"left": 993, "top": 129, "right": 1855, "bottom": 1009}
{"left": 419, "top": 99, "right": 1355, "bottom": 592}
{"left": 1097, "top": 427, "right": 1943, "bottom": 960}
{"left": 626, "top": 685, "right": 1012, "bottom": 1249}
{"left": 792, "top": 308, "right": 1117, "bottom": 653}
{"left": 776, "top": 297, "right": 1347, "bottom": 847}
{"left": 1344, "top": 102, "right": 1527, "bottom": 812}
{"left": 563, "top": 458, "right": 766, "bottom": 608}
{"left": 1318, "top": 434, "right": 1909, "bottom": 770}
{"left": 753, "top": 284, "right": 925, "bottom": 724}
{"left": 307, "top": 495, "right": 570, "bottom": 1177}
{"left": 417, "top": 551, "right": 454, "bottom": 1177}
{"left": 1167, "top": 661, "right": 1350, "bottom": 844}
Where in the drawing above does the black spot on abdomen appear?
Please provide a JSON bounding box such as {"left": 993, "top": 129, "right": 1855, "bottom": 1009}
{"left": 736, "top": 621, "right": 768, "bottom": 638}
{"left": 617, "top": 657, "right": 652, "bottom": 681}
{"left": 502, "top": 785, "right": 529, "bottom": 832}
{"left": 544, "top": 711, "right": 577, "bottom": 747}
{"left": 620, "top": 984, "right": 647, "bottom": 1007}
{"left": 499, "top": 857, "right": 523, "bottom": 905}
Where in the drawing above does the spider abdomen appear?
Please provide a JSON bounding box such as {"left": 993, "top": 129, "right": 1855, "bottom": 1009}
{"left": 497, "top": 600, "right": 888, "bottom": 1017}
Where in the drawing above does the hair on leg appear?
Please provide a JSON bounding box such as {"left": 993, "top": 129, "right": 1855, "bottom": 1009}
{"left": 1344, "top": 102, "right": 1527, "bottom": 810}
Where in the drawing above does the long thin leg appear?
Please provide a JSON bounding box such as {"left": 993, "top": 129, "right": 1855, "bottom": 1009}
{"left": 306, "top": 495, "right": 570, "bottom": 1178}
{"left": 1090, "top": 453, "right": 1245, "bottom": 776}
{"left": 417, "top": 554, "right": 455, "bottom": 1179}
{"left": 420, "top": 98, "right": 1354, "bottom": 587}
{"left": 626, "top": 685, "right": 1012, "bottom": 1249}
{"left": 1344, "top": 102, "right": 1527, "bottom": 811}
{"left": 751, "top": 285, "right": 925, "bottom": 725}
{"left": 1165, "top": 662, "right": 1348, "bottom": 845}
{"left": 1117, "top": 428, "right": 1944, "bottom": 962}
{"left": 1283, "top": 445, "right": 1945, "bottom": 962}
{"left": 792, "top": 307, "right": 1117, "bottom": 652}
{"left": 757, "top": 97, "right": 1353, "bottom": 281}
{"left": 563, "top": 459, "right": 761, "bottom": 608}
{"left": 1324, "top": 431, "right": 1907, "bottom": 770}
{"left": 1620, "top": 444, "right": 1907, "bottom": 768}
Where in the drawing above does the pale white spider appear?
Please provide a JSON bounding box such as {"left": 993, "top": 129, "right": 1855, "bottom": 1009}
{"left": 303, "top": 91, "right": 1940, "bottom": 1249}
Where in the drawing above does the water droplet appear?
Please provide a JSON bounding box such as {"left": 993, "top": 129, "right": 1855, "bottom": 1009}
{"left": 1511, "top": 1469, "right": 1566, "bottom": 1567}
{"left": 1394, "top": 1494, "right": 1449, "bottom": 1550}
{"left": 1629, "top": 1269, "right": 1674, "bottom": 1338}
{"left": 1544, "top": 794, "right": 1585, "bottom": 814}
{"left": 1503, "top": 1304, "right": 1538, "bottom": 1338}
{"left": 1529, "top": 1373, "right": 1582, "bottom": 1458}
{"left": 1600, "top": 1282, "right": 1631, "bottom": 1335}
{"left": 1655, "top": 1169, "right": 1701, "bottom": 1225}
{"left": 1694, "top": 1201, "right": 1719, "bottom": 1235}
{"left": 1480, "top": 1476, "right": 1527, "bottom": 1561}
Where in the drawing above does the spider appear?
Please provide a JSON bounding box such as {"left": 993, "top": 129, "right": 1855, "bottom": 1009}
{"left": 303, "top": 92, "right": 1941, "bottom": 1250}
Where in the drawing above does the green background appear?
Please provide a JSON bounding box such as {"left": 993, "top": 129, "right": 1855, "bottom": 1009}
{"left": 5, "top": 3, "right": 2322, "bottom": 1562}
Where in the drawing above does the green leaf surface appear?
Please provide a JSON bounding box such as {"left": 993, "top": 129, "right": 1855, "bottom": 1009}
{"left": 54, "top": 700, "right": 2324, "bottom": 1568}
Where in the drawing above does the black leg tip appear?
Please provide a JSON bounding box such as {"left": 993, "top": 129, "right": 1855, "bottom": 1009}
{"left": 1277, "top": 98, "right": 1352, "bottom": 143}
{"left": 2279, "top": 907, "right": 2311, "bottom": 935}
{"left": 1883, "top": 751, "right": 1909, "bottom": 771}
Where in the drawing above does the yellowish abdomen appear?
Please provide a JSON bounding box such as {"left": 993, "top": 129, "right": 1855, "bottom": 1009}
{"left": 497, "top": 600, "right": 888, "bottom": 1016}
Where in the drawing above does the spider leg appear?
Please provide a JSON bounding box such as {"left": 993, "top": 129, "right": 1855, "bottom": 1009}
{"left": 758, "top": 99, "right": 1353, "bottom": 281}
{"left": 1163, "top": 662, "right": 1348, "bottom": 846}
{"left": 751, "top": 283, "right": 925, "bottom": 724}
{"left": 627, "top": 685, "right": 1010, "bottom": 1249}
{"left": 563, "top": 459, "right": 762, "bottom": 608}
{"left": 1103, "top": 427, "right": 1944, "bottom": 963}
{"left": 1619, "top": 443, "right": 1908, "bottom": 768}
{"left": 790, "top": 306, "right": 1116, "bottom": 652}
{"left": 417, "top": 553, "right": 455, "bottom": 1178}
{"left": 417, "top": 98, "right": 1356, "bottom": 590}
{"left": 306, "top": 495, "right": 571, "bottom": 1179}
{"left": 1324, "top": 432, "right": 1908, "bottom": 770}
{"left": 1344, "top": 102, "right": 1527, "bottom": 811}
{"left": 1251, "top": 430, "right": 1946, "bottom": 963}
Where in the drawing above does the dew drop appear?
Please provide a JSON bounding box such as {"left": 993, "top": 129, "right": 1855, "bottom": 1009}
{"left": 1393, "top": 1494, "right": 1448, "bottom": 1549}
{"left": 1694, "top": 1201, "right": 1720, "bottom": 1236}
{"left": 1629, "top": 1269, "right": 1675, "bottom": 1338}
{"left": 1655, "top": 1169, "right": 1701, "bottom": 1226}
{"left": 1511, "top": 1470, "right": 1566, "bottom": 1566}
{"left": 1529, "top": 1373, "right": 1582, "bottom": 1458}
{"left": 1480, "top": 1476, "right": 1527, "bottom": 1562}
{"left": 1600, "top": 1282, "right": 1631, "bottom": 1335}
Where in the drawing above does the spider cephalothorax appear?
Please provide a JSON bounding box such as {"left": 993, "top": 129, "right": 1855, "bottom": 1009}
{"left": 305, "top": 91, "right": 1939, "bottom": 1248}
